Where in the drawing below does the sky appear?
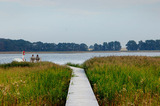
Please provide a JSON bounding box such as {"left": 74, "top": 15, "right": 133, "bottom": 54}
{"left": 0, "top": 0, "right": 160, "bottom": 47}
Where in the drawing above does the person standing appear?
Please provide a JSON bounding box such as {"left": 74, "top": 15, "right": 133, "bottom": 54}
{"left": 30, "top": 54, "right": 35, "bottom": 63}
{"left": 22, "top": 51, "right": 25, "bottom": 61}
{"left": 36, "top": 54, "right": 40, "bottom": 62}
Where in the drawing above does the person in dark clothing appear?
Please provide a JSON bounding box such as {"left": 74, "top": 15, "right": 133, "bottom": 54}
{"left": 36, "top": 54, "right": 40, "bottom": 62}
{"left": 30, "top": 54, "right": 35, "bottom": 63}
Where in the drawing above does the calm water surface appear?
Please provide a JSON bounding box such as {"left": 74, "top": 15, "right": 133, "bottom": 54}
{"left": 0, "top": 52, "right": 160, "bottom": 65}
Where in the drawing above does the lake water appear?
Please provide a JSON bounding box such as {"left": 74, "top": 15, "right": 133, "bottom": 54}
{"left": 0, "top": 52, "right": 160, "bottom": 65}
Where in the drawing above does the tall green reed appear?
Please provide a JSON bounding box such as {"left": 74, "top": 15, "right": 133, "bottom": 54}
{"left": 84, "top": 56, "right": 160, "bottom": 105}
{"left": 0, "top": 62, "right": 72, "bottom": 105}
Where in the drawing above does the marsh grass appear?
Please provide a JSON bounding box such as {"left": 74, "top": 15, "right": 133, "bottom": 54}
{"left": 84, "top": 56, "right": 160, "bottom": 105}
{"left": 0, "top": 61, "right": 33, "bottom": 68}
{"left": 66, "top": 62, "right": 83, "bottom": 68}
{"left": 0, "top": 62, "right": 72, "bottom": 105}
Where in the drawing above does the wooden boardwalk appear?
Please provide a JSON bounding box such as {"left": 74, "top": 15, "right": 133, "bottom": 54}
{"left": 66, "top": 66, "right": 99, "bottom": 106}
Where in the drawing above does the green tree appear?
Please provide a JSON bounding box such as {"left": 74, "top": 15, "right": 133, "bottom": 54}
{"left": 108, "top": 42, "right": 114, "bottom": 51}
{"left": 155, "top": 40, "right": 160, "bottom": 50}
{"left": 145, "top": 40, "right": 156, "bottom": 50}
{"left": 138, "top": 40, "right": 146, "bottom": 50}
{"left": 93, "top": 43, "right": 103, "bottom": 51}
{"left": 126, "top": 40, "right": 138, "bottom": 51}
{"left": 80, "top": 43, "right": 88, "bottom": 51}
{"left": 103, "top": 42, "right": 108, "bottom": 51}
{"left": 114, "top": 41, "right": 121, "bottom": 51}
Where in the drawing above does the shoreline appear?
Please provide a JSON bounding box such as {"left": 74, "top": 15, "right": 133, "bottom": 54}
{"left": 0, "top": 50, "right": 160, "bottom": 54}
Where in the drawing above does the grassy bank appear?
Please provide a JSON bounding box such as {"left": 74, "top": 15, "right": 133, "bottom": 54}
{"left": 0, "top": 62, "right": 72, "bottom": 105}
{"left": 84, "top": 56, "right": 160, "bottom": 105}
{"left": 66, "top": 62, "right": 83, "bottom": 68}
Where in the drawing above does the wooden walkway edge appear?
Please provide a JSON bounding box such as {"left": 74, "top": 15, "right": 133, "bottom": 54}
{"left": 66, "top": 66, "right": 99, "bottom": 106}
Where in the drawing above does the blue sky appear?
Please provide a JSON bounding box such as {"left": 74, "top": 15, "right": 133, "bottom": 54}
{"left": 0, "top": 0, "right": 160, "bottom": 47}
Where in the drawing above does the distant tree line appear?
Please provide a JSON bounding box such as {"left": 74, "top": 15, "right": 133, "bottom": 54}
{"left": 0, "top": 38, "right": 88, "bottom": 51}
{"left": 91, "top": 41, "right": 121, "bottom": 51}
{"left": 126, "top": 40, "right": 160, "bottom": 51}
{"left": 1, "top": 38, "right": 160, "bottom": 51}
{"left": 0, "top": 38, "right": 122, "bottom": 51}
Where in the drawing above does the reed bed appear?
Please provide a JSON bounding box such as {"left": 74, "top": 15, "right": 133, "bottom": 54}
{"left": 66, "top": 62, "right": 83, "bottom": 68}
{"left": 84, "top": 56, "right": 160, "bottom": 105}
{"left": 0, "top": 62, "right": 72, "bottom": 105}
